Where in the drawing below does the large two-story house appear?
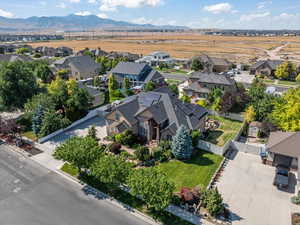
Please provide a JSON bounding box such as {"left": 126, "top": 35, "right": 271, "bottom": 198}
{"left": 51, "top": 55, "right": 101, "bottom": 80}
{"left": 185, "top": 54, "right": 232, "bottom": 73}
{"left": 136, "top": 51, "right": 175, "bottom": 66}
{"left": 250, "top": 60, "right": 283, "bottom": 77}
{"left": 105, "top": 87, "right": 208, "bottom": 142}
{"left": 110, "top": 62, "right": 165, "bottom": 87}
{"left": 182, "top": 72, "right": 237, "bottom": 99}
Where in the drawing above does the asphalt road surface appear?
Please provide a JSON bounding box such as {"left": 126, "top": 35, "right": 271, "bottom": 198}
{"left": 0, "top": 143, "right": 150, "bottom": 225}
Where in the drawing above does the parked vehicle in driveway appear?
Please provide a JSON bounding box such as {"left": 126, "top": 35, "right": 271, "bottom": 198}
{"left": 273, "top": 166, "right": 289, "bottom": 189}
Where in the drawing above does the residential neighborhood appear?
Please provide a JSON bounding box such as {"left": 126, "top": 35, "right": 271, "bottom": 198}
{"left": 1, "top": 2, "right": 300, "bottom": 224}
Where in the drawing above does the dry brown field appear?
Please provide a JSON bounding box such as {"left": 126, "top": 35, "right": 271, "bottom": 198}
{"left": 30, "top": 34, "right": 300, "bottom": 63}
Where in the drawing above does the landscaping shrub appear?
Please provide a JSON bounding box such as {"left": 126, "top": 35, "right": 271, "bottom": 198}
{"left": 87, "top": 125, "right": 97, "bottom": 140}
{"left": 115, "top": 129, "right": 136, "bottom": 147}
{"left": 291, "top": 195, "right": 300, "bottom": 205}
{"left": 191, "top": 130, "right": 201, "bottom": 147}
{"left": 107, "top": 142, "right": 122, "bottom": 154}
{"left": 202, "top": 188, "right": 224, "bottom": 217}
{"left": 134, "top": 146, "right": 151, "bottom": 161}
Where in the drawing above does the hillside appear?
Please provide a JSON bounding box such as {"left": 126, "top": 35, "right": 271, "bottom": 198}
{"left": 0, "top": 14, "right": 188, "bottom": 32}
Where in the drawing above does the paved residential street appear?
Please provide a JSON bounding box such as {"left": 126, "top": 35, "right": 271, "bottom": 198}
{"left": 217, "top": 151, "right": 297, "bottom": 225}
{"left": 0, "top": 143, "right": 151, "bottom": 225}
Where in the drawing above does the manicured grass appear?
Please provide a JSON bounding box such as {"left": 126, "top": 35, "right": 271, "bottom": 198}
{"left": 60, "top": 163, "right": 193, "bottom": 225}
{"left": 205, "top": 115, "right": 243, "bottom": 146}
{"left": 157, "top": 150, "right": 223, "bottom": 192}
{"left": 278, "top": 80, "right": 299, "bottom": 86}
{"left": 157, "top": 68, "right": 188, "bottom": 74}
{"left": 166, "top": 79, "right": 182, "bottom": 85}
{"left": 61, "top": 163, "right": 79, "bottom": 177}
{"left": 21, "top": 131, "right": 37, "bottom": 141}
{"left": 258, "top": 78, "right": 274, "bottom": 84}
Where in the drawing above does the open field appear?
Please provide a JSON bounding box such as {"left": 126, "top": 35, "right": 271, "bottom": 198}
{"left": 29, "top": 34, "right": 300, "bottom": 63}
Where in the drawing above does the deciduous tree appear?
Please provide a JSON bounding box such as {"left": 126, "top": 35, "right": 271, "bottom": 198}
{"left": 54, "top": 136, "right": 103, "bottom": 172}
{"left": 91, "top": 155, "right": 132, "bottom": 185}
{"left": 127, "top": 167, "right": 174, "bottom": 211}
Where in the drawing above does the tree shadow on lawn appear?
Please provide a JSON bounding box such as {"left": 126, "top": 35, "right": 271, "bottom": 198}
{"left": 205, "top": 130, "right": 224, "bottom": 145}
{"left": 184, "top": 151, "right": 216, "bottom": 167}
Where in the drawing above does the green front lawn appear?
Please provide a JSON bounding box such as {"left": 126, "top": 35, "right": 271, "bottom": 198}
{"left": 166, "top": 79, "right": 182, "bottom": 85}
{"left": 21, "top": 131, "right": 37, "bottom": 141}
{"left": 61, "top": 163, "right": 79, "bottom": 177}
{"left": 157, "top": 150, "right": 223, "bottom": 192}
{"left": 157, "top": 68, "right": 189, "bottom": 74}
{"left": 278, "top": 80, "right": 299, "bottom": 86}
{"left": 60, "top": 163, "right": 193, "bottom": 225}
{"left": 205, "top": 115, "right": 243, "bottom": 146}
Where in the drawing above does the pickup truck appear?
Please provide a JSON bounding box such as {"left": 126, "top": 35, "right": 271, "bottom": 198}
{"left": 273, "top": 166, "right": 289, "bottom": 189}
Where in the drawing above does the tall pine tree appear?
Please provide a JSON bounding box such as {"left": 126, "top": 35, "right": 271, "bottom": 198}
{"left": 171, "top": 125, "right": 193, "bottom": 160}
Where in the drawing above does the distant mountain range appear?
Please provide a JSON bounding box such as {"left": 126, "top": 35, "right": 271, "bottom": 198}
{"left": 0, "top": 14, "right": 188, "bottom": 32}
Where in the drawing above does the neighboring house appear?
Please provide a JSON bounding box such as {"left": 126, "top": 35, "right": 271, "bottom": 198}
{"left": 136, "top": 51, "right": 175, "bottom": 66}
{"left": 78, "top": 82, "right": 104, "bottom": 107}
{"left": 35, "top": 46, "right": 73, "bottom": 57}
{"left": 51, "top": 55, "right": 101, "bottom": 80}
{"left": 106, "top": 51, "right": 140, "bottom": 62}
{"left": 266, "top": 132, "right": 300, "bottom": 175}
{"left": 110, "top": 62, "right": 165, "bottom": 87}
{"left": 185, "top": 54, "right": 232, "bottom": 73}
{"left": 105, "top": 87, "right": 208, "bottom": 142}
{"left": 182, "top": 72, "right": 237, "bottom": 99}
{"left": 250, "top": 60, "right": 283, "bottom": 76}
{"left": 77, "top": 48, "right": 108, "bottom": 57}
{"left": 0, "top": 54, "right": 33, "bottom": 62}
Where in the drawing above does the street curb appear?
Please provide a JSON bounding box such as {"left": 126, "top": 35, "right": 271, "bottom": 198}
{"left": 2, "top": 142, "right": 159, "bottom": 225}
{"left": 56, "top": 169, "right": 161, "bottom": 225}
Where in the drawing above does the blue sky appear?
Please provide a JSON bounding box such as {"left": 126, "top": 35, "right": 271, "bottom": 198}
{"left": 1, "top": 0, "right": 300, "bottom": 29}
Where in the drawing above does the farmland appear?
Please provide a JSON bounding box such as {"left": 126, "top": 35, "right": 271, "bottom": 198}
{"left": 29, "top": 33, "right": 300, "bottom": 63}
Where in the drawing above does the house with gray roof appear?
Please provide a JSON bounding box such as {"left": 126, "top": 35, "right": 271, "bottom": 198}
{"left": 266, "top": 131, "right": 300, "bottom": 178}
{"left": 250, "top": 60, "right": 283, "bottom": 77}
{"left": 0, "top": 54, "right": 33, "bottom": 63}
{"left": 182, "top": 72, "right": 237, "bottom": 99}
{"left": 105, "top": 87, "right": 208, "bottom": 142}
{"left": 51, "top": 55, "right": 101, "bottom": 80}
{"left": 185, "top": 54, "right": 232, "bottom": 73}
{"left": 110, "top": 62, "right": 165, "bottom": 87}
{"left": 135, "top": 51, "right": 175, "bottom": 66}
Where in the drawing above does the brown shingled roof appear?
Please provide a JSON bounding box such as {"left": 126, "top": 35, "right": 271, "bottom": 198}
{"left": 267, "top": 132, "right": 300, "bottom": 158}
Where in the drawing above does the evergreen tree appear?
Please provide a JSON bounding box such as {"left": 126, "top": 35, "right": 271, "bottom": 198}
{"left": 191, "top": 58, "right": 203, "bottom": 71}
{"left": 171, "top": 125, "right": 193, "bottom": 160}
{"left": 87, "top": 125, "right": 97, "bottom": 140}
{"left": 32, "top": 105, "right": 45, "bottom": 136}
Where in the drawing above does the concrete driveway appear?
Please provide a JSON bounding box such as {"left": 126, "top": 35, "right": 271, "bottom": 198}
{"left": 217, "top": 151, "right": 297, "bottom": 225}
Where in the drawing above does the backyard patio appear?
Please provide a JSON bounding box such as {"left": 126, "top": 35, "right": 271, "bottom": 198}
{"left": 203, "top": 115, "right": 243, "bottom": 147}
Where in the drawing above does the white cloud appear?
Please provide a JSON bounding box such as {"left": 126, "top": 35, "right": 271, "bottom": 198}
{"left": 203, "top": 3, "right": 233, "bottom": 14}
{"left": 240, "top": 12, "right": 270, "bottom": 22}
{"left": 56, "top": 2, "right": 67, "bottom": 8}
{"left": 99, "top": 0, "right": 163, "bottom": 12}
{"left": 257, "top": 1, "right": 272, "bottom": 9}
{"left": 69, "top": 0, "right": 81, "bottom": 3}
{"left": 75, "top": 11, "right": 92, "bottom": 16}
{"left": 88, "top": 0, "right": 97, "bottom": 3}
{"left": 97, "top": 13, "right": 108, "bottom": 18}
{"left": 132, "top": 17, "right": 177, "bottom": 26}
{"left": 0, "top": 9, "right": 14, "bottom": 18}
